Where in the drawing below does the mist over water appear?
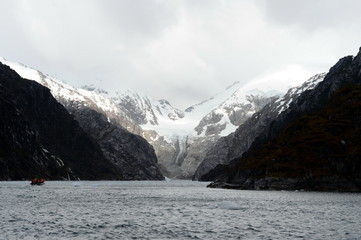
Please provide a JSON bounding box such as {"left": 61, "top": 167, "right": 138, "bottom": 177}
{"left": 1, "top": 181, "right": 360, "bottom": 239}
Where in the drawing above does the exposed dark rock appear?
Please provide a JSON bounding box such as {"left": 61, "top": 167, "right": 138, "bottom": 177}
{"left": 194, "top": 73, "right": 325, "bottom": 181}
{"left": 24, "top": 66, "right": 165, "bottom": 181}
{"left": 67, "top": 107, "right": 164, "bottom": 180}
{"left": 206, "top": 48, "right": 361, "bottom": 192}
{"left": 193, "top": 95, "right": 278, "bottom": 137}
{"left": 115, "top": 93, "right": 158, "bottom": 125}
{"left": 0, "top": 62, "right": 121, "bottom": 180}
{"left": 180, "top": 136, "right": 219, "bottom": 178}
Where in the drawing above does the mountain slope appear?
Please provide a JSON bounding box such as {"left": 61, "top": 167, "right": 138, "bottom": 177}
{"left": 0, "top": 58, "right": 164, "bottom": 180}
{"left": 106, "top": 82, "right": 281, "bottom": 178}
{"left": 194, "top": 73, "right": 325, "bottom": 180}
{"left": 70, "top": 107, "right": 164, "bottom": 180}
{"left": 0, "top": 57, "right": 310, "bottom": 179}
{"left": 208, "top": 48, "right": 361, "bottom": 191}
{"left": 0, "top": 62, "right": 121, "bottom": 180}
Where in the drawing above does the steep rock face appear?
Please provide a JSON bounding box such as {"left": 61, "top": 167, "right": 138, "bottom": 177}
{"left": 77, "top": 82, "right": 281, "bottom": 179}
{"left": 154, "top": 91, "right": 278, "bottom": 178}
{"left": 149, "top": 92, "right": 277, "bottom": 179}
{"left": 157, "top": 99, "right": 185, "bottom": 120}
{"left": 111, "top": 91, "right": 185, "bottom": 126}
{"left": 140, "top": 134, "right": 190, "bottom": 179}
{"left": 0, "top": 62, "right": 121, "bottom": 180}
{"left": 39, "top": 73, "right": 143, "bottom": 136}
{"left": 0, "top": 59, "right": 164, "bottom": 180}
{"left": 68, "top": 107, "right": 164, "bottom": 180}
{"left": 208, "top": 49, "right": 361, "bottom": 191}
{"left": 194, "top": 73, "right": 325, "bottom": 180}
{"left": 0, "top": 57, "right": 292, "bottom": 180}
{"left": 180, "top": 136, "right": 218, "bottom": 178}
{"left": 114, "top": 91, "right": 158, "bottom": 125}
{"left": 0, "top": 81, "right": 59, "bottom": 180}
{"left": 194, "top": 94, "right": 279, "bottom": 136}
{"left": 110, "top": 92, "right": 188, "bottom": 178}
{"left": 0, "top": 58, "right": 143, "bottom": 135}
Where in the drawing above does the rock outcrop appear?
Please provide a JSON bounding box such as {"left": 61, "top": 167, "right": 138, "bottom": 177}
{"left": 78, "top": 81, "right": 281, "bottom": 179}
{"left": 68, "top": 107, "right": 164, "bottom": 180}
{"left": 194, "top": 73, "right": 325, "bottom": 180}
{"left": 0, "top": 58, "right": 165, "bottom": 180}
{"left": 207, "top": 48, "right": 361, "bottom": 191}
{"left": 0, "top": 62, "right": 121, "bottom": 180}
{"left": 0, "top": 56, "right": 295, "bottom": 180}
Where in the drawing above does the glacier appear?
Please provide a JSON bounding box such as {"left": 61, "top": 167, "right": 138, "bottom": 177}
{"left": 0, "top": 56, "right": 318, "bottom": 179}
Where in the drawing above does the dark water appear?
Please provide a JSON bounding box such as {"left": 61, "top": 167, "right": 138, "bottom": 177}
{"left": 1, "top": 181, "right": 360, "bottom": 239}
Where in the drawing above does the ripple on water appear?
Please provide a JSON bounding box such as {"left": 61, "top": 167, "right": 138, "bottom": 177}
{"left": 1, "top": 181, "right": 361, "bottom": 239}
{"left": 218, "top": 200, "right": 244, "bottom": 210}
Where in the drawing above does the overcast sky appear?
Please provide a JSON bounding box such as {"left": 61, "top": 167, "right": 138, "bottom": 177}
{"left": 1, "top": 0, "right": 361, "bottom": 109}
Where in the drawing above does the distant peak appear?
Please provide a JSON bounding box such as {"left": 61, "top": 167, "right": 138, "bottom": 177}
{"left": 81, "top": 84, "right": 96, "bottom": 91}
{"left": 80, "top": 84, "right": 109, "bottom": 95}
{"left": 225, "top": 81, "right": 240, "bottom": 90}
{"left": 158, "top": 99, "right": 171, "bottom": 106}
{"left": 245, "top": 88, "right": 282, "bottom": 97}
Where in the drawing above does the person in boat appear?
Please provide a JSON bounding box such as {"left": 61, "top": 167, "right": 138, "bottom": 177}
{"left": 31, "top": 178, "right": 38, "bottom": 185}
{"left": 31, "top": 178, "right": 45, "bottom": 185}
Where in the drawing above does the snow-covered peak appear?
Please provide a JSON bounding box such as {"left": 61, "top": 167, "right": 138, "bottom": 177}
{"left": 273, "top": 72, "right": 326, "bottom": 115}
{"left": 192, "top": 88, "right": 280, "bottom": 138}
{"left": 0, "top": 57, "right": 123, "bottom": 117}
{"left": 225, "top": 81, "right": 240, "bottom": 90}
{"left": 185, "top": 80, "right": 242, "bottom": 115}
{"left": 140, "top": 67, "right": 318, "bottom": 140}
{"left": 81, "top": 84, "right": 109, "bottom": 95}
{"left": 183, "top": 66, "right": 312, "bottom": 122}
{"left": 242, "top": 65, "right": 316, "bottom": 93}
{"left": 0, "top": 56, "right": 323, "bottom": 144}
{"left": 142, "top": 77, "right": 283, "bottom": 139}
{"left": 153, "top": 99, "right": 184, "bottom": 121}
{"left": 0, "top": 57, "right": 40, "bottom": 81}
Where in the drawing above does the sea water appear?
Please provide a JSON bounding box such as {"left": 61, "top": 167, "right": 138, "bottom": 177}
{"left": 1, "top": 180, "right": 360, "bottom": 239}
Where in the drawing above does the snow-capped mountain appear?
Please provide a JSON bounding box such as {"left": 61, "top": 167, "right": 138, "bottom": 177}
{"left": 206, "top": 49, "right": 361, "bottom": 191}
{"left": 192, "top": 86, "right": 280, "bottom": 137}
{"left": 95, "top": 80, "right": 283, "bottom": 178}
{"left": 104, "top": 80, "right": 282, "bottom": 139}
{"left": 193, "top": 72, "right": 326, "bottom": 180}
{"left": 271, "top": 73, "right": 326, "bottom": 115}
{"left": 80, "top": 80, "right": 283, "bottom": 178}
{"left": 0, "top": 61, "right": 125, "bottom": 180}
{"left": 0, "top": 58, "right": 113, "bottom": 112}
{"left": 0, "top": 57, "right": 142, "bottom": 135}
{"left": 0, "top": 57, "right": 164, "bottom": 180}
{"left": 0, "top": 56, "right": 319, "bottom": 179}
{"left": 112, "top": 90, "right": 185, "bottom": 126}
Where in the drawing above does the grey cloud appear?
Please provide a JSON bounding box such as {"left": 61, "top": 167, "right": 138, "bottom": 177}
{"left": 96, "top": 0, "right": 179, "bottom": 40}
{"left": 1, "top": 0, "right": 361, "bottom": 109}
{"left": 262, "top": 0, "right": 361, "bottom": 31}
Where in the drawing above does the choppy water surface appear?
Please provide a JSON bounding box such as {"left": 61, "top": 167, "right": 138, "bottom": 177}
{"left": 1, "top": 181, "right": 360, "bottom": 239}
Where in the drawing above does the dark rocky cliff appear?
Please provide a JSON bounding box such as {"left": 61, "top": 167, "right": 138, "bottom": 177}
{"left": 67, "top": 107, "right": 164, "bottom": 180}
{"left": 0, "top": 62, "right": 121, "bottom": 180}
{"left": 207, "top": 48, "right": 361, "bottom": 191}
{"left": 194, "top": 73, "right": 325, "bottom": 181}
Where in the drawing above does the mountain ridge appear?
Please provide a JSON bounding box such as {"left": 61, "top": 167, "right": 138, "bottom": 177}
{"left": 194, "top": 72, "right": 326, "bottom": 180}
{"left": 0, "top": 56, "right": 312, "bottom": 179}
{"left": 0, "top": 62, "right": 121, "bottom": 180}
{"left": 207, "top": 48, "right": 361, "bottom": 191}
{"left": 0, "top": 57, "right": 164, "bottom": 180}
